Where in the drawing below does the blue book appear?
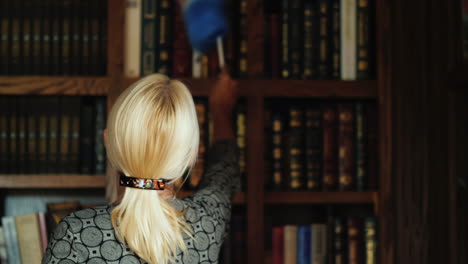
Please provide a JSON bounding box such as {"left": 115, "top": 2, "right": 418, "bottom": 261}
{"left": 297, "top": 225, "right": 311, "bottom": 264}
{"left": 1, "top": 216, "right": 21, "bottom": 264}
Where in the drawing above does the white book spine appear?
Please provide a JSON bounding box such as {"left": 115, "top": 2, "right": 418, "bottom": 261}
{"left": 284, "top": 225, "right": 298, "bottom": 264}
{"left": 124, "top": 0, "right": 142, "bottom": 77}
{"left": 1, "top": 216, "right": 21, "bottom": 264}
{"left": 312, "top": 224, "right": 328, "bottom": 264}
{"left": 192, "top": 50, "right": 202, "bottom": 78}
{"left": 340, "top": 0, "right": 357, "bottom": 80}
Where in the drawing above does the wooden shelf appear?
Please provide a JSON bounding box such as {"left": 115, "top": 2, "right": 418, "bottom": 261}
{"left": 265, "top": 191, "right": 377, "bottom": 204}
{"left": 0, "top": 174, "right": 106, "bottom": 188}
{"left": 0, "top": 76, "right": 110, "bottom": 95}
{"left": 124, "top": 78, "right": 378, "bottom": 98}
{"left": 176, "top": 191, "right": 246, "bottom": 205}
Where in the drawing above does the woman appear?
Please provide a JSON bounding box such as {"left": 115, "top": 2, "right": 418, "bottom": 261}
{"left": 42, "top": 71, "right": 240, "bottom": 264}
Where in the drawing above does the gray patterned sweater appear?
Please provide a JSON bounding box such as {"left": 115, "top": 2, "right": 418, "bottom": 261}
{"left": 42, "top": 140, "right": 240, "bottom": 264}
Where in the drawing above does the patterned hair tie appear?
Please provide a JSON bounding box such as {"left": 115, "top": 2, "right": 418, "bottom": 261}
{"left": 119, "top": 173, "right": 166, "bottom": 190}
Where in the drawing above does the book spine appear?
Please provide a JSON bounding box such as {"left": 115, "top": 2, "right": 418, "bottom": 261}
{"left": 81, "top": 0, "right": 90, "bottom": 75}
{"left": 141, "top": 0, "right": 157, "bottom": 76}
{"left": 0, "top": 0, "right": 10, "bottom": 74}
{"left": 0, "top": 97, "right": 7, "bottom": 173}
{"left": 302, "top": 0, "right": 316, "bottom": 79}
{"left": 297, "top": 225, "right": 311, "bottom": 264}
{"left": 322, "top": 104, "right": 338, "bottom": 190}
{"left": 10, "top": 0, "right": 21, "bottom": 74}
{"left": 47, "top": 96, "right": 59, "bottom": 173}
{"left": 38, "top": 98, "right": 48, "bottom": 173}
{"left": 289, "top": 106, "right": 304, "bottom": 190}
{"left": 236, "top": 103, "right": 247, "bottom": 190}
{"left": 27, "top": 97, "right": 38, "bottom": 173}
{"left": 41, "top": 0, "right": 51, "bottom": 75}
{"left": 61, "top": 0, "right": 72, "bottom": 75}
{"left": 124, "top": 0, "right": 142, "bottom": 77}
{"left": 281, "top": 0, "right": 290, "bottom": 79}
{"left": 22, "top": 0, "right": 33, "bottom": 75}
{"left": 37, "top": 212, "right": 48, "bottom": 253}
{"left": 15, "top": 214, "right": 43, "bottom": 263}
{"left": 305, "top": 107, "right": 322, "bottom": 190}
{"left": 356, "top": 103, "right": 367, "bottom": 191}
{"left": 17, "top": 97, "right": 27, "bottom": 174}
{"left": 0, "top": 227, "right": 7, "bottom": 264}
{"left": 31, "top": 0, "right": 42, "bottom": 75}
{"left": 272, "top": 226, "right": 284, "bottom": 264}
{"left": 238, "top": 0, "right": 248, "bottom": 78}
{"left": 95, "top": 97, "right": 106, "bottom": 174}
{"left": 192, "top": 50, "right": 202, "bottom": 78}
{"left": 357, "top": 0, "right": 370, "bottom": 80}
{"left": 89, "top": 0, "right": 100, "bottom": 75}
{"left": 69, "top": 97, "right": 81, "bottom": 173}
{"left": 156, "top": 0, "right": 172, "bottom": 76}
{"left": 189, "top": 100, "right": 207, "bottom": 188}
{"left": 269, "top": 14, "right": 281, "bottom": 79}
{"left": 59, "top": 97, "right": 71, "bottom": 173}
{"left": 311, "top": 224, "right": 327, "bottom": 264}
{"left": 317, "top": 0, "right": 331, "bottom": 79}
{"left": 8, "top": 97, "right": 18, "bottom": 173}
{"left": 98, "top": 0, "right": 107, "bottom": 75}
{"left": 284, "top": 225, "right": 298, "bottom": 264}
{"left": 289, "top": 0, "right": 303, "bottom": 79}
{"left": 367, "top": 103, "right": 378, "bottom": 190}
{"left": 71, "top": 0, "right": 82, "bottom": 75}
{"left": 338, "top": 104, "right": 355, "bottom": 191}
{"left": 271, "top": 111, "right": 283, "bottom": 190}
{"left": 340, "top": 0, "right": 357, "bottom": 80}
{"left": 51, "top": 0, "right": 61, "bottom": 75}
{"left": 1, "top": 216, "right": 21, "bottom": 264}
{"left": 201, "top": 55, "right": 209, "bottom": 78}
{"left": 348, "top": 217, "right": 363, "bottom": 264}
{"left": 331, "top": 0, "right": 340, "bottom": 79}
{"left": 365, "top": 217, "right": 377, "bottom": 264}
{"left": 172, "top": 1, "right": 191, "bottom": 78}
{"left": 334, "top": 218, "right": 346, "bottom": 264}
{"left": 80, "top": 97, "right": 95, "bottom": 174}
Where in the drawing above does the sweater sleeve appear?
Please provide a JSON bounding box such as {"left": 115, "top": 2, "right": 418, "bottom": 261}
{"left": 41, "top": 218, "right": 81, "bottom": 264}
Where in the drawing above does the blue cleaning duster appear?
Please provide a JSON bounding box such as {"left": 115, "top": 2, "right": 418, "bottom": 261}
{"left": 183, "top": 0, "right": 227, "bottom": 54}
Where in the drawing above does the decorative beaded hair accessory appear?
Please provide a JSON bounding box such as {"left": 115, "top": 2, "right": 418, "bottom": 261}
{"left": 119, "top": 173, "right": 166, "bottom": 190}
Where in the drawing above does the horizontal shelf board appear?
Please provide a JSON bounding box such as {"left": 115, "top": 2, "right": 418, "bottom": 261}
{"left": 0, "top": 174, "right": 106, "bottom": 188}
{"left": 265, "top": 191, "right": 377, "bottom": 204}
{"left": 0, "top": 77, "right": 110, "bottom": 95}
{"left": 176, "top": 191, "right": 246, "bottom": 205}
{"left": 124, "top": 78, "right": 377, "bottom": 98}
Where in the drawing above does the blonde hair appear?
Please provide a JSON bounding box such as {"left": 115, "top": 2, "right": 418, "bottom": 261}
{"left": 106, "top": 74, "right": 199, "bottom": 264}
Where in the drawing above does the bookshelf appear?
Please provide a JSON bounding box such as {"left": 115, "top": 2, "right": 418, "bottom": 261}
{"left": 7, "top": 0, "right": 466, "bottom": 263}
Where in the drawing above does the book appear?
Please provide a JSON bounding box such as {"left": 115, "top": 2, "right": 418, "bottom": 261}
{"left": 27, "top": 96, "right": 38, "bottom": 173}
{"left": 124, "top": 0, "right": 142, "bottom": 77}
{"left": 156, "top": 0, "right": 172, "bottom": 75}
{"left": 334, "top": 218, "right": 346, "bottom": 264}
{"left": 51, "top": 0, "right": 61, "bottom": 75}
{"left": 281, "top": 0, "right": 290, "bottom": 79}
{"left": 348, "top": 217, "right": 363, "bottom": 264}
{"left": 38, "top": 97, "right": 49, "bottom": 173}
{"left": 272, "top": 226, "right": 284, "bottom": 264}
{"left": 17, "top": 96, "right": 28, "bottom": 173}
{"left": 331, "top": 0, "right": 340, "bottom": 79}
{"left": 59, "top": 97, "right": 72, "bottom": 173}
{"left": 236, "top": 102, "right": 247, "bottom": 189}
{"left": 297, "top": 225, "right": 311, "bottom": 264}
{"left": 357, "top": 0, "right": 371, "bottom": 80}
{"left": 47, "top": 96, "right": 60, "bottom": 173}
{"left": 0, "top": 0, "right": 10, "bottom": 74}
{"left": 322, "top": 104, "right": 338, "bottom": 190}
{"left": 302, "top": 0, "right": 317, "bottom": 79}
{"left": 70, "top": 97, "right": 81, "bottom": 173}
{"left": 271, "top": 111, "right": 283, "bottom": 190}
{"left": 15, "top": 213, "right": 43, "bottom": 263}
{"left": 1, "top": 216, "right": 21, "bottom": 264}
{"left": 71, "top": 0, "right": 82, "bottom": 75}
{"left": 192, "top": 51, "right": 202, "bottom": 78}
{"left": 355, "top": 102, "right": 367, "bottom": 191}
{"left": 305, "top": 107, "right": 322, "bottom": 190}
{"left": 311, "top": 223, "right": 327, "bottom": 264}
{"left": 37, "top": 212, "right": 49, "bottom": 253}
{"left": 31, "top": 0, "right": 42, "bottom": 75}
{"left": 81, "top": 0, "right": 90, "bottom": 75}
{"left": 238, "top": 0, "right": 248, "bottom": 78}
{"left": 288, "top": 106, "right": 304, "bottom": 189}
{"left": 89, "top": 0, "right": 101, "bottom": 75}
{"left": 268, "top": 13, "right": 281, "bottom": 79}
{"left": 0, "top": 97, "right": 7, "bottom": 173}
{"left": 98, "top": 0, "right": 107, "bottom": 75}
{"left": 61, "top": 0, "right": 73, "bottom": 75}
{"left": 10, "top": 0, "right": 21, "bottom": 74}
{"left": 317, "top": 0, "right": 331, "bottom": 79}
{"left": 94, "top": 97, "right": 107, "bottom": 174}
{"left": 340, "top": 0, "right": 357, "bottom": 80}
{"left": 141, "top": 0, "right": 158, "bottom": 76}
{"left": 22, "top": 0, "right": 33, "bottom": 75}
{"left": 80, "top": 97, "right": 95, "bottom": 174}
{"left": 289, "top": 0, "right": 303, "bottom": 79}
{"left": 0, "top": 226, "right": 7, "bottom": 264}
{"left": 8, "top": 97, "right": 18, "bottom": 173}
{"left": 189, "top": 99, "right": 207, "bottom": 188}
{"left": 367, "top": 103, "right": 378, "bottom": 190}
{"left": 46, "top": 200, "right": 81, "bottom": 231}
{"left": 365, "top": 217, "right": 377, "bottom": 264}
{"left": 172, "top": 0, "right": 191, "bottom": 78}
{"left": 284, "top": 225, "right": 298, "bottom": 264}
{"left": 338, "top": 104, "right": 355, "bottom": 191}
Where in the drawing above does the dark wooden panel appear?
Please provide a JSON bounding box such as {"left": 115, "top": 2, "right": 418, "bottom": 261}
{"left": 0, "top": 77, "right": 110, "bottom": 95}
{"left": 246, "top": 0, "right": 264, "bottom": 77}
{"left": 265, "top": 192, "right": 376, "bottom": 204}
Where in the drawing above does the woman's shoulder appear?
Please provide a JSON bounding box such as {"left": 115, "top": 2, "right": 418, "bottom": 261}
{"left": 60, "top": 204, "right": 115, "bottom": 232}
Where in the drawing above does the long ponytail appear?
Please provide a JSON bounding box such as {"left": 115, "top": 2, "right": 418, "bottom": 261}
{"left": 106, "top": 74, "right": 199, "bottom": 263}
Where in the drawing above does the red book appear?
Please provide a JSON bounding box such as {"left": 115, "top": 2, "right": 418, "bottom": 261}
{"left": 37, "top": 212, "right": 48, "bottom": 253}
{"left": 322, "top": 104, "right": 338, "bottom": 191}
{"left": 338, "top": 104, "right": 355, "bottom": 191}
{"left": 348, "top": 217, "right": 363, "bottom": 264}
{"left": 270, "top": 14, "right": 281, "bottom": 79}
{"left": 172, "top": 1, "right": 191, "bottom": 77}
{"left": 272, "top": 226, "right": 284, "bottom": 264}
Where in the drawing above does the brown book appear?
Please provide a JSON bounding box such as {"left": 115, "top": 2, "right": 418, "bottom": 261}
{"left": 17, "top": 97, "right": 28, "bottom": 173}
{"left": 172, "top": 1, "right": 191, "bottom": 78}
{"left": 269, "top": 14, "right": 281, "bottom": 79}
{"left": 348, "top": 217, "right": 363, "bottom": 264}
{"left": 59, "top": 97, "right": 71, "bottom": 173}
{"left": 27, "top": 97, "right": 38, "bottom": 173}
{"left": 322, "top": 104, "right": 338, "bottom": 190}
{"left": 47, "top": 97, "right": 60, "bottom": 173}
{"left": 288, "top": 106, "right": 304, "bottom": 190}
{"left": 15, "top": 214, "right": 43, "bottom": 263}
{"left": 338, "top": 104, "right": 355, "bottom": 191}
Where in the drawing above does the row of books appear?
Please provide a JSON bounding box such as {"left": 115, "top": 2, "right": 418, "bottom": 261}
{"left": 265, "top": 0, "right": 374, "bottom": 80}
{"left": 272, "top": 217, "right": 377, "bottom": 264}
{"left": 182, "top": 100, "right": 247, "bottom": 191}
{"left": 0, "top": 0, "right": 107, "bottom": 76}
{"left": 266, "top": 102, "right": 377, "bottom": 191}
{"left": 0, "top": 96, "right": 106, "bottom": 174}
{"left": 0, "top": 200, "right": 83, "bottom": 264}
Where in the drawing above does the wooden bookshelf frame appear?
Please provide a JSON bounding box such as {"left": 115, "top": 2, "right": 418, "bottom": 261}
{"left": 0, "top": 77, "right": 110, "bottom": 95}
